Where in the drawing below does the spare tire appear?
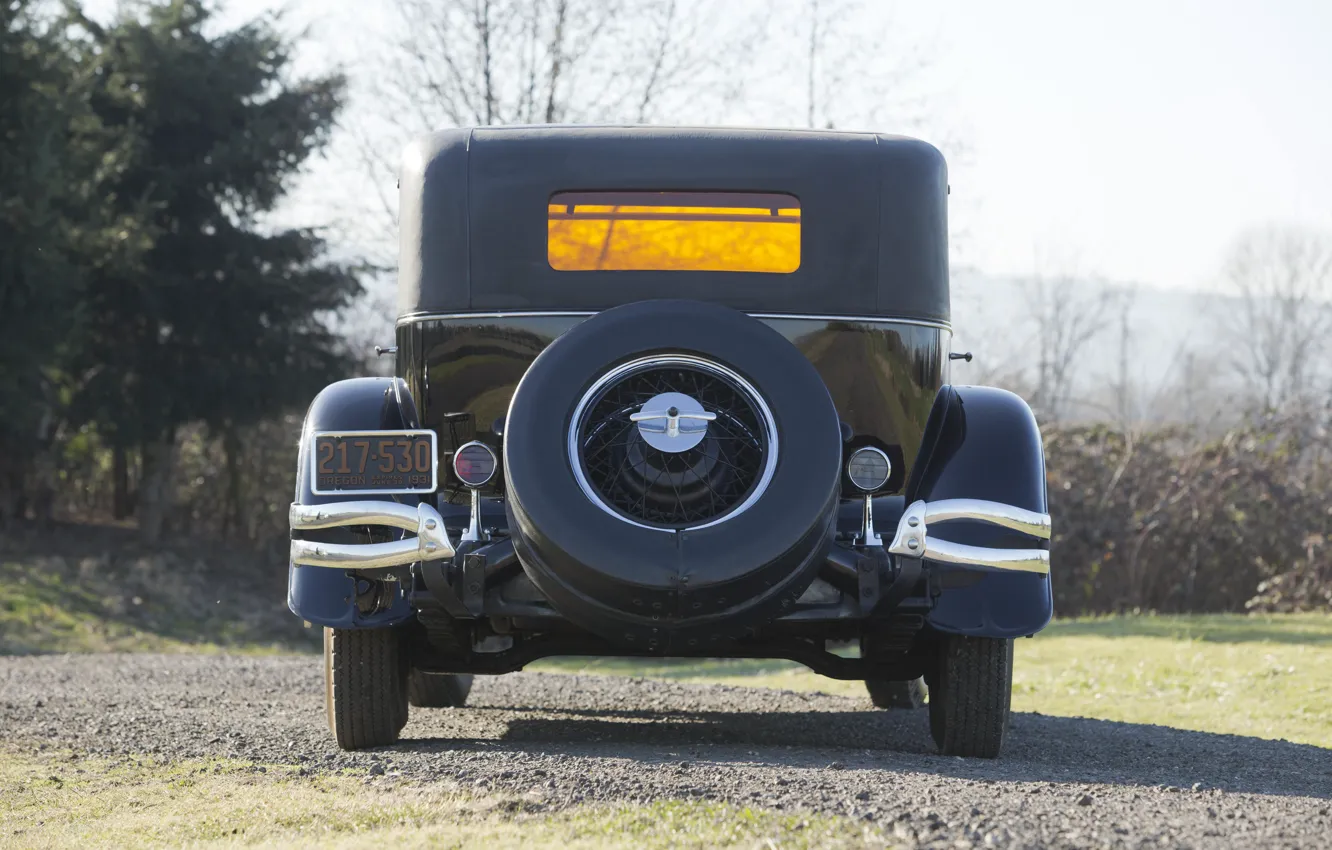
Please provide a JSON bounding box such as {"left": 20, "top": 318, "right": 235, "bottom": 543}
{"left": 504, "top": 300, "right": 842, "bottom": 652}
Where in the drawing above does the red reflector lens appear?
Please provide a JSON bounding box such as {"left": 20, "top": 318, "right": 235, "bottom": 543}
{"left": 452, "top": 443, "right": 497, "bottom": 487}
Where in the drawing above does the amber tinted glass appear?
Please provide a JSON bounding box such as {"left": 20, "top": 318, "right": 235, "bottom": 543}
{"left": 548, "top": 191, "right": 801, "bottom": 273}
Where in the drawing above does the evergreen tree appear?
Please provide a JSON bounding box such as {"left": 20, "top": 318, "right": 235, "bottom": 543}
{"left": 0, "top": 0, "right": 69, "bottom": 519}
{"left": 0, "top": 0, "right": 141, "bottom": 522}
{"left": 64, "top": 0, "right": 360, "bottom": 542}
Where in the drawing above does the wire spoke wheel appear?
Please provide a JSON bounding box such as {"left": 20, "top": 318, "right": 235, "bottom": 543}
{"left": 571, "top": 356, "right": 776, "bottom": 529}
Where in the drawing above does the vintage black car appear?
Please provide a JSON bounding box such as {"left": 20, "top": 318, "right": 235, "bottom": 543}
{"left": 288, "top": 126, "right": 1051, "bottom": 759}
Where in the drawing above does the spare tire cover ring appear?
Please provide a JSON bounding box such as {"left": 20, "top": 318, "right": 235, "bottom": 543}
{"left": 568, "top": 353, "right": 780, "bottom": 532}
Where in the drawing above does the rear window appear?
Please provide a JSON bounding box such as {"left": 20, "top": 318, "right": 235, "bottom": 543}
{"left": 548, "top": 191, "right": 801, "bottom": 273}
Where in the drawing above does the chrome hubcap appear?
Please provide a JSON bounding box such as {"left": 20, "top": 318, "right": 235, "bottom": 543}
{"left": 630, "top": 391, "right": 715, "bottom": 452}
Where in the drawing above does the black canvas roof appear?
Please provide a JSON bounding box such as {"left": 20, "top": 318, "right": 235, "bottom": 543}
{"left": 397, "top": 126, "right": 949, "bottom": 322}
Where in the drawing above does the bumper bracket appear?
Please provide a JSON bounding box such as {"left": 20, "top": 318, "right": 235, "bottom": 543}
{"left": 886, "top": 498, "right": 1051, "bottom": 574}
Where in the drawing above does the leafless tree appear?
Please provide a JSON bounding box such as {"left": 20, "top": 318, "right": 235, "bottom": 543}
{"left": 1107, "top": 286, "right": 1139, "bottom": 429}
{"left": 1020, "top": 267, "right": 1119, "bottom": 423}
{"left": 330, "top": 0, "right": 950, "bottom": 345}
{"left": 1218, "top": 226, "right": 1332, "bottom": 412}
{"left": 794, "top": 0, "right": 937, "bottom": 132}
{"left": 344, "top": 0, "right": 763, "bottom": 257}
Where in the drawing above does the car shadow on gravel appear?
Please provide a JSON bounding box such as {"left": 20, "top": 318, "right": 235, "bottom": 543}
{"left": 410, "top": 705, "right": 1332, "bottom": 800}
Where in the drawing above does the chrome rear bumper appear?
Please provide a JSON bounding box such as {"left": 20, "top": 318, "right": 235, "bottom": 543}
{"left": 289, "top": 495, "right": 1048, "bottom": 576}
{"left": 887, "top": 498, "right": 1052, "bottom": 574}
{"left": 289, "top": 501, "right": 455, "bottom": 570}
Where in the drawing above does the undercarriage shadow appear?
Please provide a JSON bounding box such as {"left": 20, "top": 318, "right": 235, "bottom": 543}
{"left": 407, "top": 704, "right": 1332, "bottom": 800}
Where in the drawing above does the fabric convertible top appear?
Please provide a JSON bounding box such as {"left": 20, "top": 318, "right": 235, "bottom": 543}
{"left": 397, "top": 126, "right": 950, "bottom": 322}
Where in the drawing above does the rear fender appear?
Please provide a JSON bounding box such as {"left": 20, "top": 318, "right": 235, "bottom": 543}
{"left": 906, "top": 385, "right": 1052, "bottom": 638}
{"left": 287, "top": 377, "right": 423, "bottom": 629}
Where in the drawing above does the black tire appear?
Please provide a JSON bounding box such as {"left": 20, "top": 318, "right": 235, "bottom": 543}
{"left": 504, "top": 300, "right": 843, "bottom": 651}
{"left": 866, "top": 676, "right": 927, "bottom": 709}
{"left": 324, "top": 627, "right": 409, "bottom": 750}
{"left": 407, "top": 671, "right": 473, "bottom": 708}
{"left": 927, "top": 634, "right": 1013, "bottom": 758}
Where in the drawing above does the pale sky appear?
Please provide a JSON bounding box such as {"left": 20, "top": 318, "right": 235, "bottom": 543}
{"left": 927, "top": 0, "right": 1332, "bottom": 290}
{"left": 85, "top": 0, "right": 1332, "bottom": 294}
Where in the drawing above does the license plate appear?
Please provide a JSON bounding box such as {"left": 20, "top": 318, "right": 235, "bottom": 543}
{"left": 310, "top": 430, "right": 438, "bottom": 495}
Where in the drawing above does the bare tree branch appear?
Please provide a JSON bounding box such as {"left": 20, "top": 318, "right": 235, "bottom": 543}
{"left": 1020, "top": 265, "right": 1119, "bottom": 423}
{"left": 1218, "top": 226, "right": 1332, "bottom": 412}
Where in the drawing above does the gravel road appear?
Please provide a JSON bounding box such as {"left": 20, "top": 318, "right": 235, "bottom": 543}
{"left": 3, "top": 654, "right": 1330, "bottom": 848}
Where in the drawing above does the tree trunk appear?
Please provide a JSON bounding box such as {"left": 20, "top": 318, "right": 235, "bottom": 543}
{"left": 0, "top": 442, "right": 23, "bottom": 529}
{"left": 28, "top": 446, "right": 56, "bottom": 529}
{"left": 112, "top": 444, "right": 130, "bottom": 519}
{"left": 137, "top": 429, "right": 177, "bottom": 545}
{"left": 222, "top": 423, "right": 244, "bottom": 538}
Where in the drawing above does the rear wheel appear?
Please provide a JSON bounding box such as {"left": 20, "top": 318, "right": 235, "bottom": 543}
{"left": 407, "top": 671, "right": 473, "bottom": 708}
{"left": 927, "top": 635, "right": 1013, "bottom": 758}
{"left": 324, "top": 627, "right": 409, "bottom": 750}
{"left": 866, "top": 676, "right": 927, "bottom": 709}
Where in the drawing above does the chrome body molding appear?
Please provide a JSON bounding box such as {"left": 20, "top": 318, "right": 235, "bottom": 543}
{"left": 396, "top": 310, "right": 953, "bottom": 332}
{"left": 289, "top": 501, "right": 454, "bottom": 569}
{"left": 887, "top": 498, "right": 1052, "bottom": 575}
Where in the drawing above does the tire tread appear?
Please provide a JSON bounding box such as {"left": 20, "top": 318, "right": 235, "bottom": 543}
{"left": 325, "top": 627, "right": 407, "bottom": 750}
{"left": 928, "top": 635, "right": 1012, "bottom": 758}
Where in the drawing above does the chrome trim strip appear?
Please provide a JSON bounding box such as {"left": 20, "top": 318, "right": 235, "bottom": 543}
{"left": 397, "top": 311, "right": 595, "bottom": 326}
{"left": 289, "top": 501, "right": 454, "bottom": 569}
{"left": 291, "top": 500, "right": 425, "bottom": 533}
{"left": 396, "top": 310, "right": 952, "bottom": 331}
{"left": 567, "top": 353, "right": 780, "bottom": 533}
{"left": 887, "top": 498, "right": 1052, "bottom": 575}
{"left": 922, "top": 498, "right": 1051, "bottom": 539}
{"left": 750, "top": 313, "right": 952, "bottom": 331}
{"left": 920, "top": 539, "right": 1050, "bottom": 574}
{"left": 309, "top": 429, "right": 438, "bottom": 496}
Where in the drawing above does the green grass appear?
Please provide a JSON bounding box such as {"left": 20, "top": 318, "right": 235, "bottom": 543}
{"left": 0, "top": 565, "right": 302, "bottom": 655}
{"left": 0, "top": 750, "right": 886, "bottom": 849}
{"left": 0, "top": 542, "right": 319, "bottom": 655}
{"left": 534, "top": 613, "right": 1332, "bottom": 749}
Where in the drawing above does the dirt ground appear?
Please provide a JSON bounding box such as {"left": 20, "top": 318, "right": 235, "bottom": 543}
{"left": 4, "top": 653, "right": 1330, "bottom": 848}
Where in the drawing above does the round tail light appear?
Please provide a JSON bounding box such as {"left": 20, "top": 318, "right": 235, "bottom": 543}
{"left": 846, "top": 446, "right": 891, "bottom": 492}
{"left": 452, "top": 441, "right": 497, "bottom": 488}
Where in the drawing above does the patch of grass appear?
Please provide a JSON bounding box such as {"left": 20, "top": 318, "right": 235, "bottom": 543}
{"left": 0, "top": 750, "right": 885, "bottom": 849}
{"left": 0, "top": 564, "right": 298, "bottom": 655}
{"left": 0, "top": 525, "right": 318, "bottom": 655}
{"left": 534, "top": 613, "right": 1332, "bottom": 748}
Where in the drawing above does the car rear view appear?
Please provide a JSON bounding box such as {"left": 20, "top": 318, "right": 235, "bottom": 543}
{"left": 287, "top": 126, "right": 1052, "bottom": 758}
